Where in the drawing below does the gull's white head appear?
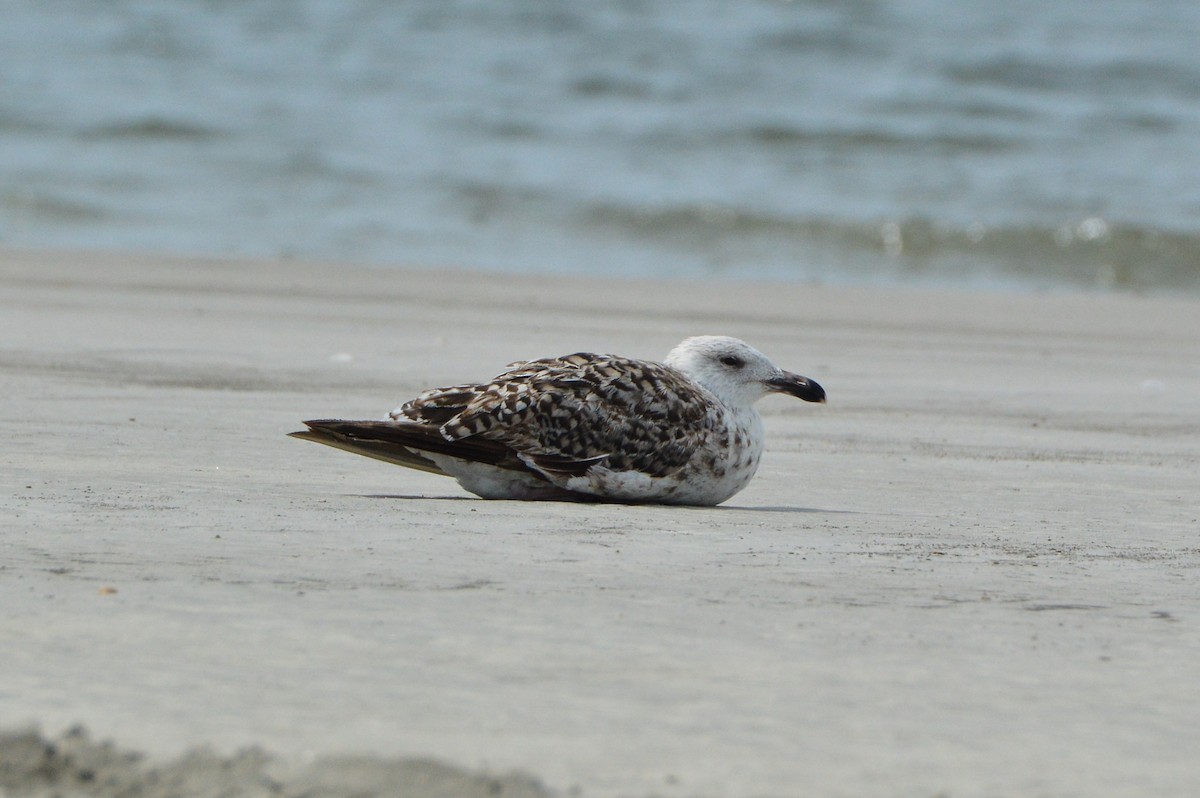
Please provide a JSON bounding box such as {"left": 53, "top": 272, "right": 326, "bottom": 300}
{"left": 663, "top": 336, "right": 826, "bottom": 408}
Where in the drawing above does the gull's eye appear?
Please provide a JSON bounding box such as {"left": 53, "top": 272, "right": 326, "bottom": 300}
{"left": 720, "top": 355, "right": 745, "bottom": 368}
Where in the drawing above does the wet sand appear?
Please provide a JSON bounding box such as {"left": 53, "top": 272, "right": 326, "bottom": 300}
{"left": 3, "top": 249, "right": 1199, "bottom": 797}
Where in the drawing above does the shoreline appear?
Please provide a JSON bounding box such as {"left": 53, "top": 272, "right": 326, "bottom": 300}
{"left": 3, "top": 248, "right": 1199, "bottom": 797}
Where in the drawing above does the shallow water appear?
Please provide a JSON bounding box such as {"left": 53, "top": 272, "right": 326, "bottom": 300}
{"left": 2, "top": 0, "right": 1199, "bottom": 293}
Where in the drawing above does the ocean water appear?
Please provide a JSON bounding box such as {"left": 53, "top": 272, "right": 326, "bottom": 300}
{"left": 2, "top": 0, "right": 1199, "bottom": 293}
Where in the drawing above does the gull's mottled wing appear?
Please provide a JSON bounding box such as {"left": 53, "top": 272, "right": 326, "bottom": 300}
{"left": 394, "top": 352, "right": 723, "bottom": 480}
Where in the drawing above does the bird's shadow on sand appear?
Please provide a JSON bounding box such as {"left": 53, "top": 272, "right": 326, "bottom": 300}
{"left": 720, "top": 505, "right": 859, "bottom": 514}
{"left": 353, "top": 494, "right": 855, "bottom": 514}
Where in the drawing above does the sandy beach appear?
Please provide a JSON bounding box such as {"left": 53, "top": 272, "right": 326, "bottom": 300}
{"left": 3, "top": 248, "right": 1199, "bottom": 797}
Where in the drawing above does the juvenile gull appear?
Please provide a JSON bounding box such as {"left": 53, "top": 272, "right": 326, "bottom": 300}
{"left": 291, "top": 336, "right": 825, "bottom": 506}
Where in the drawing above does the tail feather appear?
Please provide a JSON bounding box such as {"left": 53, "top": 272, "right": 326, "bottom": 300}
{"left": 289, "top": 426, "right": 446, "bottom": 475}
{"left": 289, "top": 419, "right": 532, "bottom": 477}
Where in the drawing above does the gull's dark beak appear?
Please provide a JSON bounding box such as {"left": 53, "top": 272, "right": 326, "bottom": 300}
{"left": 765, "top": 371, "right": 826, "bottom": 403}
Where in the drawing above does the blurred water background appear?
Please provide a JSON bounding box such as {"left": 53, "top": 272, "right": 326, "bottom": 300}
{"left": 2, "top": 0, "right": 1199, "bottom": 293}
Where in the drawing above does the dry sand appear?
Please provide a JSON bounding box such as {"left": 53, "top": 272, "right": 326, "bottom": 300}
{"left": 2, "top": 248, "right": 1199, "bottom": 797}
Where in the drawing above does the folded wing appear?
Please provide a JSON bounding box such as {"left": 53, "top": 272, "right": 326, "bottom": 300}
{"left": 293, "top": 351, "right": 718, "bottom": 490}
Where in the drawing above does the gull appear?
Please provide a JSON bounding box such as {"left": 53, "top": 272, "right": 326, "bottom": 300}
{"left": 290, "top": 336, "right": 825, "bottom": 506}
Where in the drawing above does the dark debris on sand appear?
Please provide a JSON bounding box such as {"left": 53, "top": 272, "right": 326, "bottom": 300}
{"left": 0, "top": 726, "right": 555, "bottom": 798}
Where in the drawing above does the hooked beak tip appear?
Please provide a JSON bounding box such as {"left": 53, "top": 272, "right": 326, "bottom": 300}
{"left": 766, "top": 372, "right": 826, "bottom": 404}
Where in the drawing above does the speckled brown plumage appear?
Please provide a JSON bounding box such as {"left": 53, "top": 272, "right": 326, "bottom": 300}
{"left": 393, "top": 352, "right": 725, "bottom": 477}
